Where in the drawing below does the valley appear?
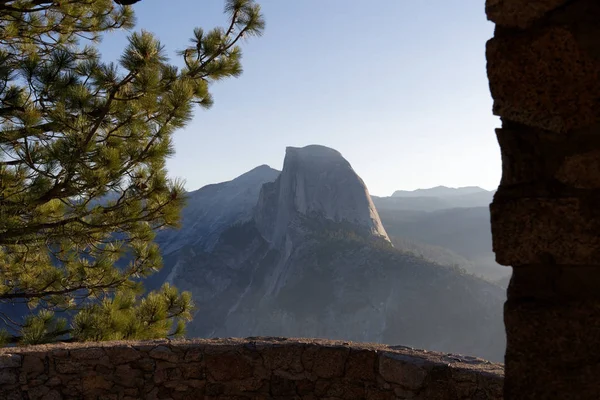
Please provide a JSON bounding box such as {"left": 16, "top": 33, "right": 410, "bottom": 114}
{"left": 0, "top": 145, "right": 508, "bottom": 362}
{"left": 153, "top": 145, "right": 507, "bottom": 361}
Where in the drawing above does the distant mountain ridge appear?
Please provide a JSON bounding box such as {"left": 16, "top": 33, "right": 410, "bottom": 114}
{"left": 156, "top": 164, "right": 280, "bottom": 256}
{"left": 376, "top": 186, "right": 496, "bottom": 212}
{"left": 370, "top": 184, "right": 508, "bottom": 283}
{"left": 392, "top": 185, "right": 491, "bottom": 198}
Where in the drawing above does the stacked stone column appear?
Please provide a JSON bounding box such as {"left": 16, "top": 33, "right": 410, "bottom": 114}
{"left": 486, "top": 1, "right": 600, "bottom": 399}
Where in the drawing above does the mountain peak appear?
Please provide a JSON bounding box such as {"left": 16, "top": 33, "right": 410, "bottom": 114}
{"left": 157, "top": 164, "right": 280, "bottom": 256}
{"left": 232, "top": 164, "right": 279, "bottom": 183}
{"left": 286, "top": 144, "right": 344, "bottom": 159}
{"left": 284, "top": 145, "right": 351, "bottom": 172}
{"left": 392, "top": 186, "right": 490, "bottom": 198}
{"left": 255, "top": 145, "right": 389, "bottom": 246}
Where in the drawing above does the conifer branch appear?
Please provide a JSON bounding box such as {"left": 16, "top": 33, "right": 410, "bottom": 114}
{"left": 0, "top": 0, "right": 262, "bottom": 345}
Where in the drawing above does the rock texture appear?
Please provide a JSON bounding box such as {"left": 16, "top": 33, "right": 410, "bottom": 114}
{"left": 0, "top": 338, "right": 503, "bottom": 400}
{"left": 255, "top": 145, "right": 389, "bottom": 246}
{"left": 486, "top": 0, "right": 600, "bottom": 398}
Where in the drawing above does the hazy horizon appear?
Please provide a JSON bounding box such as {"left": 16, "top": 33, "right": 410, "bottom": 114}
{"left": 99, "top": 0, "right": 501, "bottom": 196}
{"left": 189, "top": 154, "right": 498, "bottom": 198}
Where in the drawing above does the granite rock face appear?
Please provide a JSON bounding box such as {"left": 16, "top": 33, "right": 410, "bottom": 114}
{"left": 254, "top": 145, "right": 389, "bottom": 247}
{"left": 0, "top": 338, "right": 504, "bottom": 400}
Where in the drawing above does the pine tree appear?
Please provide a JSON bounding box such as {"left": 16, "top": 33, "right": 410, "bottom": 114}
{"left": 0, "top": 0, "right": 264, "bottom": 345}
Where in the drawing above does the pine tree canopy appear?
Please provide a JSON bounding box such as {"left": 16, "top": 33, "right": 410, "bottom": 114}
{"left": 0, "top": 0, "right": 264, "bottom": 345}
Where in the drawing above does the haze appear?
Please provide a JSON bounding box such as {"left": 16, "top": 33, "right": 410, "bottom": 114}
{"left": 99, "top": 0, "right": 501, "bottom": 196}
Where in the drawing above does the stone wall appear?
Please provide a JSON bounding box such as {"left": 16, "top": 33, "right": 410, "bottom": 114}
{"left": 0, "top": 337, "right": 503, "bottom": 400}
{"left": 486, "top": 0, "right": 600, "bottom": 399}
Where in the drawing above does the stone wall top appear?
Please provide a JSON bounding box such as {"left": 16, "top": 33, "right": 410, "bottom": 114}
{"left": 0, "top": 337, "right": 504, "bottom": 399}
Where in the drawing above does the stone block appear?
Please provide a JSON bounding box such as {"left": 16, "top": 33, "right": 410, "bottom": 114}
{"left": 486, "top": 0, "right": 568, "bottom": 28}
{"left": 271, "top": 374, "right": 297, "bottom": 396}
{"left": 70, "top": 348, "right": 105, "bottom": 360}
{"left": 0, "top": 354, "right": 22, "bottom": 369}
{"left": 22, "top": 355, "right": 45, "bottom": 376}
{"left": 105, "top": 346, "right": 142, "bottom": 364}
{"left": 365, "top": 387, "right": 396, "bottom": 400}
{"left": 506, "top": 298, "right": 600, "bottom": 366}
{"left": 378, "top": 353, "right": 428, "bottom": 390}
{"left": 205, "top": 352, "right": 254, "bottom": 381}
{"left": 149, "top": 346, "right": 179, "bottom": 363}
{"left": 183, "top": 348, "right": 203, "bottom": 362}
{"left": 555, "top": 148, "right": 600, "bottom": 189}
{"left": 55, "top": 359, "right": 85, "bottom": 374}
{"left": 509, "top": 265, "right": 600, "bottom": 301}
{"left": 133, "top": 357, "right": 155, "bottom": 372}
{"left": 123, "top": 387, "right": 139, "bottom": 397}
{"left": 393, "top": 386, "right": 416, "bottom": 399}
{"left": 494, "top": 125, "right": 562, "bottom": 187}
{"left": 179, "top": 362, "right": 204, "bottom": 379}
{"left": 46, "top": 376, "right": 61, "bottom": 387}
{"left": 505, "top": 299, "right": 600, "bottom": 399}
{"left": 453, "top": 381, "right": 478, "bottom": 399}
{"left": 226, "top": 377, "right": 265, "bottom": 393}
{"left": 304, "top": 346, "right": 348, "bottom": 378}
{"left": 40, "top": 390, "right": 61, "bottom": 400}
{"left": 345, "top": 349, "right": 376, "bottom": 381}
{"left": 487, "top": 25, "right": 600, "bottom": 133}
{"left": 50, "top": 349, "right": 68, "bottom": 359}
{"left": 181, "top": 379, "right": 205, "bottom": 389}
{"left": 295, "top": 379, "right": 315, "bottom": 395}
{"left": 476, "top": 373, "right": 504, "bottom": 399}
{"left": 495, "top": 122, "right": 600, "bottom": 190}
{"left": 491, "top": 197, "right": 600, "bottom": 265}
{"left": 414, "top": 366, "right": 457, "bottom": 400}
{"left": 115, "top": 364, "right": 143, "bottom": 387}
{"left": 261, "top": 345, "right": 304, "bottom": 374}
{"left": 163, "top": 380, "right": 189, "bottom": 391}
{"left": 153, "top": 364, "right": 182, "bottom": 384}
{"left": 0, "top": 368, "right": 18, "bottom": 384}
{"left": 82, "top": 374, "right": 113, "bottom": 391}
{"left": 26, "top": 385, "right": 49, "bottom": 400}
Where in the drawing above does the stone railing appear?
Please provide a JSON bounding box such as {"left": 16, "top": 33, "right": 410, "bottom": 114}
{"left": 0, "top": 337, "right": 503, "bottom": 399}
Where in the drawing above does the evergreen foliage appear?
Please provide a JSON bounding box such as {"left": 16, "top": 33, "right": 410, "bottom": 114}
{"left": 0, "top": 0, "right": 264, "bottom": 345}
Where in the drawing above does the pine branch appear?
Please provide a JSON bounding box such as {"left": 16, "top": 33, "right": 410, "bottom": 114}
{"left": 0, "top": 0, "right": 263, "bottom": 345}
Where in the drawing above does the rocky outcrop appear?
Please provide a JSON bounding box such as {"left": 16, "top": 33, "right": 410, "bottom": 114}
{"left": 254, "top": 145, "right": 389, "bottom": 246}
{"left": 0, "top": 338, "right": 504, "bottom": 399}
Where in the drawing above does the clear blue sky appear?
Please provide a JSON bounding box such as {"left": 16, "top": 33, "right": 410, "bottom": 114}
{"left": 100, "top": 0, "right": 501, "bottom": 197}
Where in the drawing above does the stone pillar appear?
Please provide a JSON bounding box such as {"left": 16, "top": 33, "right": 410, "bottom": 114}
{"left": 486, "top": 1, "right": 600, "bottom": 399}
